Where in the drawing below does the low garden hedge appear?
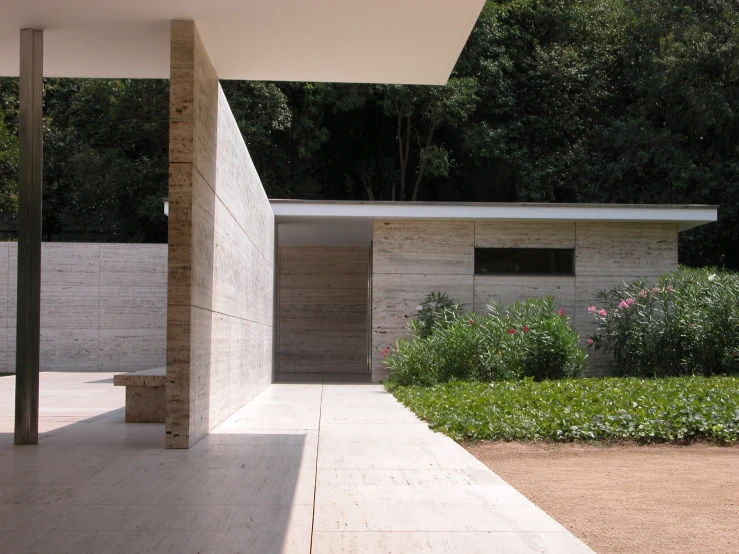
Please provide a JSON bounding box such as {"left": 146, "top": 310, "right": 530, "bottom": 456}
{"left": 383, "top": 296, "right": 585, "bottom": 386}
{"left": 386, "top": 376, "right": 739, "bottom": 443}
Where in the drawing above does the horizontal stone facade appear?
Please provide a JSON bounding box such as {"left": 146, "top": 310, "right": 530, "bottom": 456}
{"left": 277, "top": 246, "right": 369, "bottom": 375}
{"left": 371, "top": 219, "right": 679, "bottom": 380}
{"left": 0, "top": 242, "right": 167, "bottom": 373}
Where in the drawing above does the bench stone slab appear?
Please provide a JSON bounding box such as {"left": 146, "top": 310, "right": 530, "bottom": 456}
{"left": 114, "top": 367, "right": 166, "bottom": 423}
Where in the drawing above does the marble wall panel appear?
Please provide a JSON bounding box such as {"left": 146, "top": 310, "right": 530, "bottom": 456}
{"left": 207, "top": 311, "right": 233, "bottom": 429}
{"left": 208, "top": 198, "right": 274, "bottom": 325}
{"left": 168, "top": 21, "right": 218, "bottom": 186}
{"left": 166, "top": 21, "right": 276, "bottom": 448}
{"left": 215, "top": 88, "right": 275, "bottom": 267}
{"left": 100, "top": 244, "right": 167, "bottom": 288}
{"left": 38, "top": 243, "right": 100, "bottom": 287}
{"left": 279, "top": 288, "right": 367, "bottom": 332}
{"left": 473, "top": 276, "right": 575, "bottom": 315}
{"left": 0, "top": 242, "right": 9, "bottom": 284}
{"left": 373, "top": 220, "right": 474, "bottom": 275}
{"left": 3, "top": 243, "right": 167, "bottom": 373}
{"left": 0, "top": 327, "right": 7, "bottom": 373}
{"left": 98, "top": 329, "right": 167, "bottom": 372}
{"left": 186, "top": 170, "right": 217, "bottom": 314}
{"left": 371, "top": 220, "right": 680, "bottom": 381}
{"left": 279, "top": 331, "right": 367, "bottom": 374}
{"left": 371, "top": 220, "right": 474, "bottom": 381}
{"left": 575, "top": 222, "right": 678, "bottom": 276}
{"left": 99, "top": 287, "right": 167, "bottom": 330}
{"left": 372, "top": 273, "right": 474, "bottom": 330}
{"left": 277, "top": 246, "right": 368, "bottom": 375}
{"left": 40, "top": 286, "right": 100, "bottom": 329}
{"left": 165, "top": 304, "right": 191, "bottom": 448}
{"left": 280, "top": 247, "right": 368, "bottom": 277}
{"left": 7, "top": 326, "right": 13, "bottom": 374}
{"left": 184, "top": 306, "right": 214, "bottom": 444}
{"left": 40, "top": 328, "right": 99, "bottom": 371}
{"left": 166, "top": 164, "right": 196, "bottom": 308}
{"left": 475, "top": 221, "right": 576, "bottom": 248}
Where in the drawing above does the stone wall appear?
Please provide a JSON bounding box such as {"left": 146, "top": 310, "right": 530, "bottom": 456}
{"left": 0, "top": 242, "right": 166, "bottom": 373}
{"left": 166, "top": 21, "right": 276, "bottom": 448}
{"left": 371, "top": 220, "right": 678, "bottom": 380}
{"left": 371, "top": 220, "right": 475, "bottom": 381}
{"left": 278, "top": 246, "right": 368, "bottom": 375}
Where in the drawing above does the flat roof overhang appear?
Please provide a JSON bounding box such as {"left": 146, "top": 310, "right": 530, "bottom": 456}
{"left": 0, "top": 1, "right": 485, "bottom": 84}
{"left": 272, "top": 200, "right": 719, "bottom": 246}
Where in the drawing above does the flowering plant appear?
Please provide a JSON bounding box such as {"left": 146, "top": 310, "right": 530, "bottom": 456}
{"left": 384, "top": 295, "right": 585, "bottom": 386}
{"left": 588, "top": 268, "right": 739, "bottom": 377}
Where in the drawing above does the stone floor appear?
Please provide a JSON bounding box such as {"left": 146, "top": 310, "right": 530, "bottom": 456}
{"left": 0, "top": 372, "right": 592, "bottom": 553}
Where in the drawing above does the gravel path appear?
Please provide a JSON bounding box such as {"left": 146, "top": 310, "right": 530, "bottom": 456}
{"left": 467, "top": 442, "right": 739, "bottom": 554}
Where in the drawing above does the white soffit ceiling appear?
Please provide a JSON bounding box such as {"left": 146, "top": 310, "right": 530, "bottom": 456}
{"left": 0, "top": 0, "right": 486, "bottom": 83}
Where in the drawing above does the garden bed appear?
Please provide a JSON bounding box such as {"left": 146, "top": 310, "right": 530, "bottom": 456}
{"left": 386, "top": 376, "right": 739, "bottom": 443}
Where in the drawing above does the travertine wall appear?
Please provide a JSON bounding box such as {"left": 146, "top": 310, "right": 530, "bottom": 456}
{"left": 371, "top": 220, "right": 678, "bottom": 380}
{"left": 372, "top": 220, "right": 475, "bottom": 381}
{"left": 278, "top": 246, "right": 368, "bottom": 374}
{"left": 167, "top": 21, "right": 275, "bottom": 448}
{"left": 0, "top": 242, "right": 166, "bottom": 373}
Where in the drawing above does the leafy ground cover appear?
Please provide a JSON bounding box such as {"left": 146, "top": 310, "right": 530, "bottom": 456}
{"left": 386, "top": 376, "right": 739, "bottom": 443}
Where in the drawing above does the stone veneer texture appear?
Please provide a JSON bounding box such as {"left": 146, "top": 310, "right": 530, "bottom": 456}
{"left": 0, "top": 242, "right": 167, "bottom": 373}
{"left": 166, "top": 21, "right": 275, "bottom": 448}
{"left": 371, "top": 220, "right": 678, "bottom": 380}
{"left": 278, "top": 246, "right": 369, "bottom": 374}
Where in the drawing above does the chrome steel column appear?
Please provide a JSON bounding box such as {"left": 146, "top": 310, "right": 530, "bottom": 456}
{"left": 14, "top": 29, "right": 43, "bottom": 445}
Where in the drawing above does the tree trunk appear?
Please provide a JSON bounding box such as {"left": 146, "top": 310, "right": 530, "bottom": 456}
{"left": 411, "top": 124, "right": 435, "bottom": 201}
{"left": 395, "top": 111, "right": 402, "bottom": 202}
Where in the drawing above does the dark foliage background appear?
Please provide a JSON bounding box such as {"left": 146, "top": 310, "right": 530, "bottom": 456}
{"left": 0, "top": 0, "right": 736, "bottom": 267}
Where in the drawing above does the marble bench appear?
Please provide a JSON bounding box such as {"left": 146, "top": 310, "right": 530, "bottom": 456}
{"left": 113, "top": 367, "right": 166, "bottom": 423}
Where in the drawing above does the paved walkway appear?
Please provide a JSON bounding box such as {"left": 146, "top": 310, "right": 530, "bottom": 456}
{"left": 0, "top": 373, "right": 592, "bottom": 553}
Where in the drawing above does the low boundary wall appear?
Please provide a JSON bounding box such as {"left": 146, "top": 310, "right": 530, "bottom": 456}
{"left": 0, "top": 242, "right": 167, "bottom": 373}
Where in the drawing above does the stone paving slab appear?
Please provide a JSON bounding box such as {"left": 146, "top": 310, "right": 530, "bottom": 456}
{"left": 0, "top": 374, "right": 593, "bottom": 553}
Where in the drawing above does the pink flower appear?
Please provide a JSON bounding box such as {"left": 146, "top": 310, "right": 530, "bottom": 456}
{"left": 588, "top": 305, "right": 597, "bottom": 314}
{"left": 626, "top": 298, "right": 635, "bottom": 306}
{"left": 639, "top": 290, "right": 648, "bottom": 298}
{"left": 598, "top": 309, "right": 607, "bottom": 317}
{"left": 666, "top": 285, "right": 674, "bottom": 293}
{"left": 587, "top": 338, "right": 594, "bottom": 346}
{"left": 652, "top": 287, "right": 660, "bottom": 294}
{"left": 508, "top": 328, "right": 516, "bottom": 335}
{"left": 558, "top": 308, "right": 567, "bottom": 316}
{"left": 380, "top": 347, "right": 390, "bottom": 358}
{"left": 467, "top": 318, "right": 474, "bottom": 326}
{"left": 618, "top": 300, "right": 629, "bottom": 309}
{"left": 522, "top": 325, "right": 529, "bottom": 333}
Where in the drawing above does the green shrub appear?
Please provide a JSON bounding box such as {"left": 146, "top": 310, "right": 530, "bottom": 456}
{"left": 409, "top": 291, "right": 464, "bottom": 339}
{"left": 386, "top": 376, "right": 739, "bottom": 443}
{"left": 588, "top": 267, "right": 739, "bottom": 377}
{"left": 383, "top": 295, "right": 585, "bottom": 386}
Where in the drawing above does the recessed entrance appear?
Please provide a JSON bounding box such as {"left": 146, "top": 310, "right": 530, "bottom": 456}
{"left": 275, "top": 220, "right": 373, "bottom": 380}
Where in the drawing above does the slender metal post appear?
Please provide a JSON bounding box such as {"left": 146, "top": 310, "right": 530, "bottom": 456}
{"left": 14, "top": 29, "right": 43, "bottom": 445}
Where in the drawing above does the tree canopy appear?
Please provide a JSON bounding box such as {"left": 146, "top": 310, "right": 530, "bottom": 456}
{"left": 0, "top": 0, "right": 736, "bottom": 266}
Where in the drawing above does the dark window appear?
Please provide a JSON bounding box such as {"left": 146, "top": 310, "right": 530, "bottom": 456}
{"left": 475, "top": 248, "right": 575, "bottom": 275}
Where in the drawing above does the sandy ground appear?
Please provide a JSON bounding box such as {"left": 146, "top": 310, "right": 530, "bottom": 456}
{"left": 466, "top": 442, "right": 739, "bottom": 554}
